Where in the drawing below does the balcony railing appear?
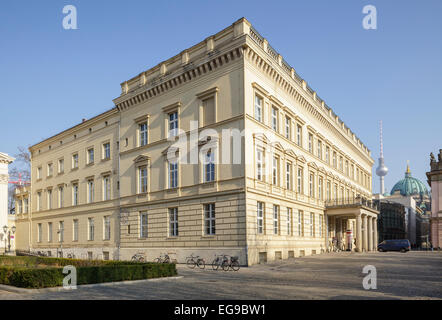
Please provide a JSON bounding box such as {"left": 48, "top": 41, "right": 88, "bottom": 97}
{"left": 325, "top": 197, "right": 379, "bottom": 211}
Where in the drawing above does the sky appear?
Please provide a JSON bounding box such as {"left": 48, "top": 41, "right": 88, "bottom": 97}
{"left": 1, "top": 0, "right": 441, "bottom": 193}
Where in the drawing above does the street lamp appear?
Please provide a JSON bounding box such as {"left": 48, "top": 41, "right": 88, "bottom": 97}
{"left": 3, "top": 225, "right": 16, "bottom": 253}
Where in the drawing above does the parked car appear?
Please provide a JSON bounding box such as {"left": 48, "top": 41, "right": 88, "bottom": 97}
{"left": 378, "top": 239, "right": 411, "bottom": 253}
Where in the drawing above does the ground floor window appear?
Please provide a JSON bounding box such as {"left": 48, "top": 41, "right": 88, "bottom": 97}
{"left": 204, "top": 203, "right": 216, "bottom": 235}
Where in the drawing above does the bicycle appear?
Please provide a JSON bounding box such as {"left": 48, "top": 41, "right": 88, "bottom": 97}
{"left": 186, "top": 254, "right": 205, "bottom": 269}
{"left": 154, "top": 253, "right": 171, "bottom": 264}
{"left": 131, "top": 252, "right": 145, "bottom": 262}
{"left": 211, "top": 254, "right": 229, "bottom": 271}
{"left": 66, "top": 253, "right": 76, "bottom": 259}
{"left": 221, "top": 255, "right": 240, "bottom": 271}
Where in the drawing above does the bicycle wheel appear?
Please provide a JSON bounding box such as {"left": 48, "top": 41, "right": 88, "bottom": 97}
{"left": 131, "top": 256, "right": 137, "bottom": 262}
{"left": 231, "top": 260, "right": 240, "bottom": 271}
{"left": 197, "top": 259, "right": 205, "bottom": 269}
{"left": 186, "top": 258, "right": 196, "bottom": 269}
{"left": 139, "top": 257, "right": 145, "bottom": 263}
{"left": 221, "top": 260, "right": 230, "bottom": 271}
{"left": 212, "top": 259, "right": 220, "bottom": 271}
{"left": 154, "top": 258, "right": 161, "bottom": 264}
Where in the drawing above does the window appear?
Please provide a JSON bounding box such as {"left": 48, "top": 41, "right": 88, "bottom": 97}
{"left": 287, "top": 208, "right": 292, "bottom": 236}
{"left": 271, "top": 107, "right": 278, "bottom": 131}
{"left": 296, "top": 125, "right": 302, "bottom": 146}
{"left": 325, "top": 146, "right": 330, "bottom": 164}
{"left": 58, "top": 221, "right": 64, "bottom": 242}
{"left": 23, "top": 198, "right": 28, "bottom": 213}
{"left": 169, "top": 161, "right": 178, "bottom": 188}
{"left": 339, "top": 156, "right": 343, "bottom": 172}
{"left": 169, "top": 208, "right": 178, "bottom": 237}
{"left": 87, "top": 180, "right": 94, "bottom": 203}
{"left": 309, "top": 173, "right": 315, "bottom": 198}
{"left": 351, "top": 164, "right": 355, "bottom": 179}
{"left": 297, "top": 167, "right": 303, "bottom": 194}
{"left": 103, "top": 176, "right": 111, "bottom": 200}
{"left": 202, "top": 97, "right": 215, "bottom": 126}
{"left": 73, "top": 219, "right": 79, "bottom": 241}
{"left": 72, "top": 183, "right": 79, "bottom": 206}
{"left": 318, "top": 177, "right": 323, "bottom": 200}
{"left": 58, "top": 159, "right": 64, "bottom": 173}
{"left": 298, "top": 210, "right": 304, "bottom": 236}
{"left": 104, "top": 216, "right": 111, "bottom": 240}
{"left": 273, "top": 205, "right": 279, "bottom": 235}
{"left": 317, "top": 140, "right": 322, "bottom": 159}
{"left": 47, "top": 189, "right": 52, "bottom": 210}
{"left": 204, "top": 150, "right": 215, "bottom": 182}
{"left": 139, "top": 122, "right": 148, "bottom": 146}
{"left": 310, "top": 213, "right": 314, "bottom": 236}
{"left": 327, "top": 181, "right": 331, "bottom": 201}
{"left": 286, "top": 162, "right": 291, "bottom": 190}
{"left": 334, "top": 184, "right": 338, "bottom": 200}
{"left": 37, "top": 223, "right": 42, "bottom": 242}
{"left": 285, "top": 117, "right": 291, "bottom": 139}
{"left": 48, "top": 222, "right": 52, "bottom": 242}
{"left": 257, "top": 202, "right": 264, "bottom": 234}
{"left": 254, "top": 95, "right": 262, "bottom": 122}
{"left": 140, "top": 212, "right": 148, "bottom": 238}
{"left": 333, "top": 152, "right": 337, "bottom": 168}
{"left": 47, "top": 163, "right": 53, "bottom": 177}
{"left": 72, "top": 154, "right": 79, "bottom": 169}
{"left": 272, "top": 157, "right": 279, "bottom": 185}
{"left": 138, "top": 166, "right": 148, "bottom": 193}
{"left": 204, "top": 203, "right": 216, "bottom": 235}
{"left": 37, "top": 167, "right": 42, "bottom": 179}
{"left": 37, "top": 192, "right": 42, "bottom": 211}
{"left": 169, "top": 111, "right": 178, "bottom": 137}
{"left": 88, "top": 218, "right": 94, "bottom": 241}
{"left": 308, "top": 134, "right": 313, "bottom": 153}
{"left": 256, "top": 148, "right": 264, "bottom": 181}
{"left": 103, "top": 143, "right": 111, "bottom": 160}
{"left": 58, "top": 186, "right": 64, "bottom": 208}
{"left": 87, "top": 148, "right": 94, "bottom": 164}
{"left": 345, "top": 160, "right": 349, "bottom": 176}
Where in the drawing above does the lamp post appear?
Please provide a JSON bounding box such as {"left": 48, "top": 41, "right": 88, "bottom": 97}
{"left": 3, "top": 225, "right": 16, "bottom": 253}
{"left": 57, "top": 226, "right": 64, "bottom": 257}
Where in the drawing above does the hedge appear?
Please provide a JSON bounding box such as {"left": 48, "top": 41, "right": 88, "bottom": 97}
{"left": 0, "top": 256, "right": 177, "bottom": 288}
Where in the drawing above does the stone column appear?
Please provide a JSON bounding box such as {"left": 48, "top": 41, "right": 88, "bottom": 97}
{"left": 356, "top": 214, "right": 362, "bottom": 252}
{"left": 362, "top": 214, "right": 368, "bottom": 252}
{"left": 373, "top": 217, "right": 378, "bottom": 250}
{"left": 367, "top": 216, "right": 373, "bottom": 251}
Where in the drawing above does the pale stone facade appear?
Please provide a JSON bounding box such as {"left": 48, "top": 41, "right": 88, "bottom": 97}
{"left": 0, "top": 152, "right": 15, "bottom": 253}
{"left": 427, "top": 150, "right": 442, "bottom": 249}
{"left": 16, "top": 18, "right": 377, "bottom": 265}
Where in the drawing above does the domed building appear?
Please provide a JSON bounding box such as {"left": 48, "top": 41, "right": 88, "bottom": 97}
{"left": 390, "top": 165, "right": 429, "bottom": 198}
{"left": 379, "top": 163, "right": 431, "bottom": 247}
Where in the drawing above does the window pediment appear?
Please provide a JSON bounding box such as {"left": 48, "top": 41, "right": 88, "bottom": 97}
{"left": 134, "top": 154, "right": 151, "bottom": 163}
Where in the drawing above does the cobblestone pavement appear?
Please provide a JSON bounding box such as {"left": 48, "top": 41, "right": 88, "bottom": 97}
{"left": 0, "top": 251, "right": 440, "bottom": 300}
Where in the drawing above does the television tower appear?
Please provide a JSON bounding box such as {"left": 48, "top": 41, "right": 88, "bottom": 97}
{"left": 375, "top": 120, "right": 388, "bottom": 195}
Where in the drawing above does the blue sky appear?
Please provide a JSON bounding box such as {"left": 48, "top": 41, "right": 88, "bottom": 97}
{"left": 1, "top": 0, "right": 441, "bottom": 193}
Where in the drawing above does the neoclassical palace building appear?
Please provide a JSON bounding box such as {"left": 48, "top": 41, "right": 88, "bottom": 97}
{"left": 15, "top": 18, "right": 379, "bottom": 265}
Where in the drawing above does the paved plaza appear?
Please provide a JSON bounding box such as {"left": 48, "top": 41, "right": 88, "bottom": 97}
{"left": 0, "top": 251, "right": 440, "bottom": 300}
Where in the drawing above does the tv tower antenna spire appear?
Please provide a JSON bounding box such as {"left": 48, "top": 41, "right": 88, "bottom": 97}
{"left": 376, "top": 120, "right": 388, "bottom": 195}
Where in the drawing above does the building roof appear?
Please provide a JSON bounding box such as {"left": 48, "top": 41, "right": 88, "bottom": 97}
{"left": 390, "top": 163, "right": 429, "bottom": 197}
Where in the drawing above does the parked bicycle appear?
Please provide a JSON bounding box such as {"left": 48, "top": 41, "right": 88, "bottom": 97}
{"left": 66, "top": 253, "right": 76, "bottom": 259}
{"left": 186, "top": 253, "right": 205, "bottom": 269}
{"left": 221, "top": 255, "right": 240, "bottom": 271}
{"left": 154, "top": 253, "right": 171, "bottom": 264}
{"left": 211, "top": 254, "right": 229, "bottom": 271}
{"left": 131, "top": 252, "right": 145, "bottom": 262}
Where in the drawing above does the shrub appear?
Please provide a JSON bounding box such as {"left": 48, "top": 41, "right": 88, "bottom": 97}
{"left": 0, "top": 256, "right": 177, "bottom": 288}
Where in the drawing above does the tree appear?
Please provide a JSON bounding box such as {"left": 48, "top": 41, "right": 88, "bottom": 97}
{"left": 8, "top": 147, "right": 31, "bottom": 214}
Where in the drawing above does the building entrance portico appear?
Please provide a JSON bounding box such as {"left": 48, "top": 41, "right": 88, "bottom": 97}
{"left": 326, "top": 198, "right": 379, "bottom": 252}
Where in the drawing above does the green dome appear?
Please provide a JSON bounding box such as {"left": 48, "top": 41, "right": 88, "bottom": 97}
{"left": 390, "top": 164, "right": 428, "bottom": 197}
